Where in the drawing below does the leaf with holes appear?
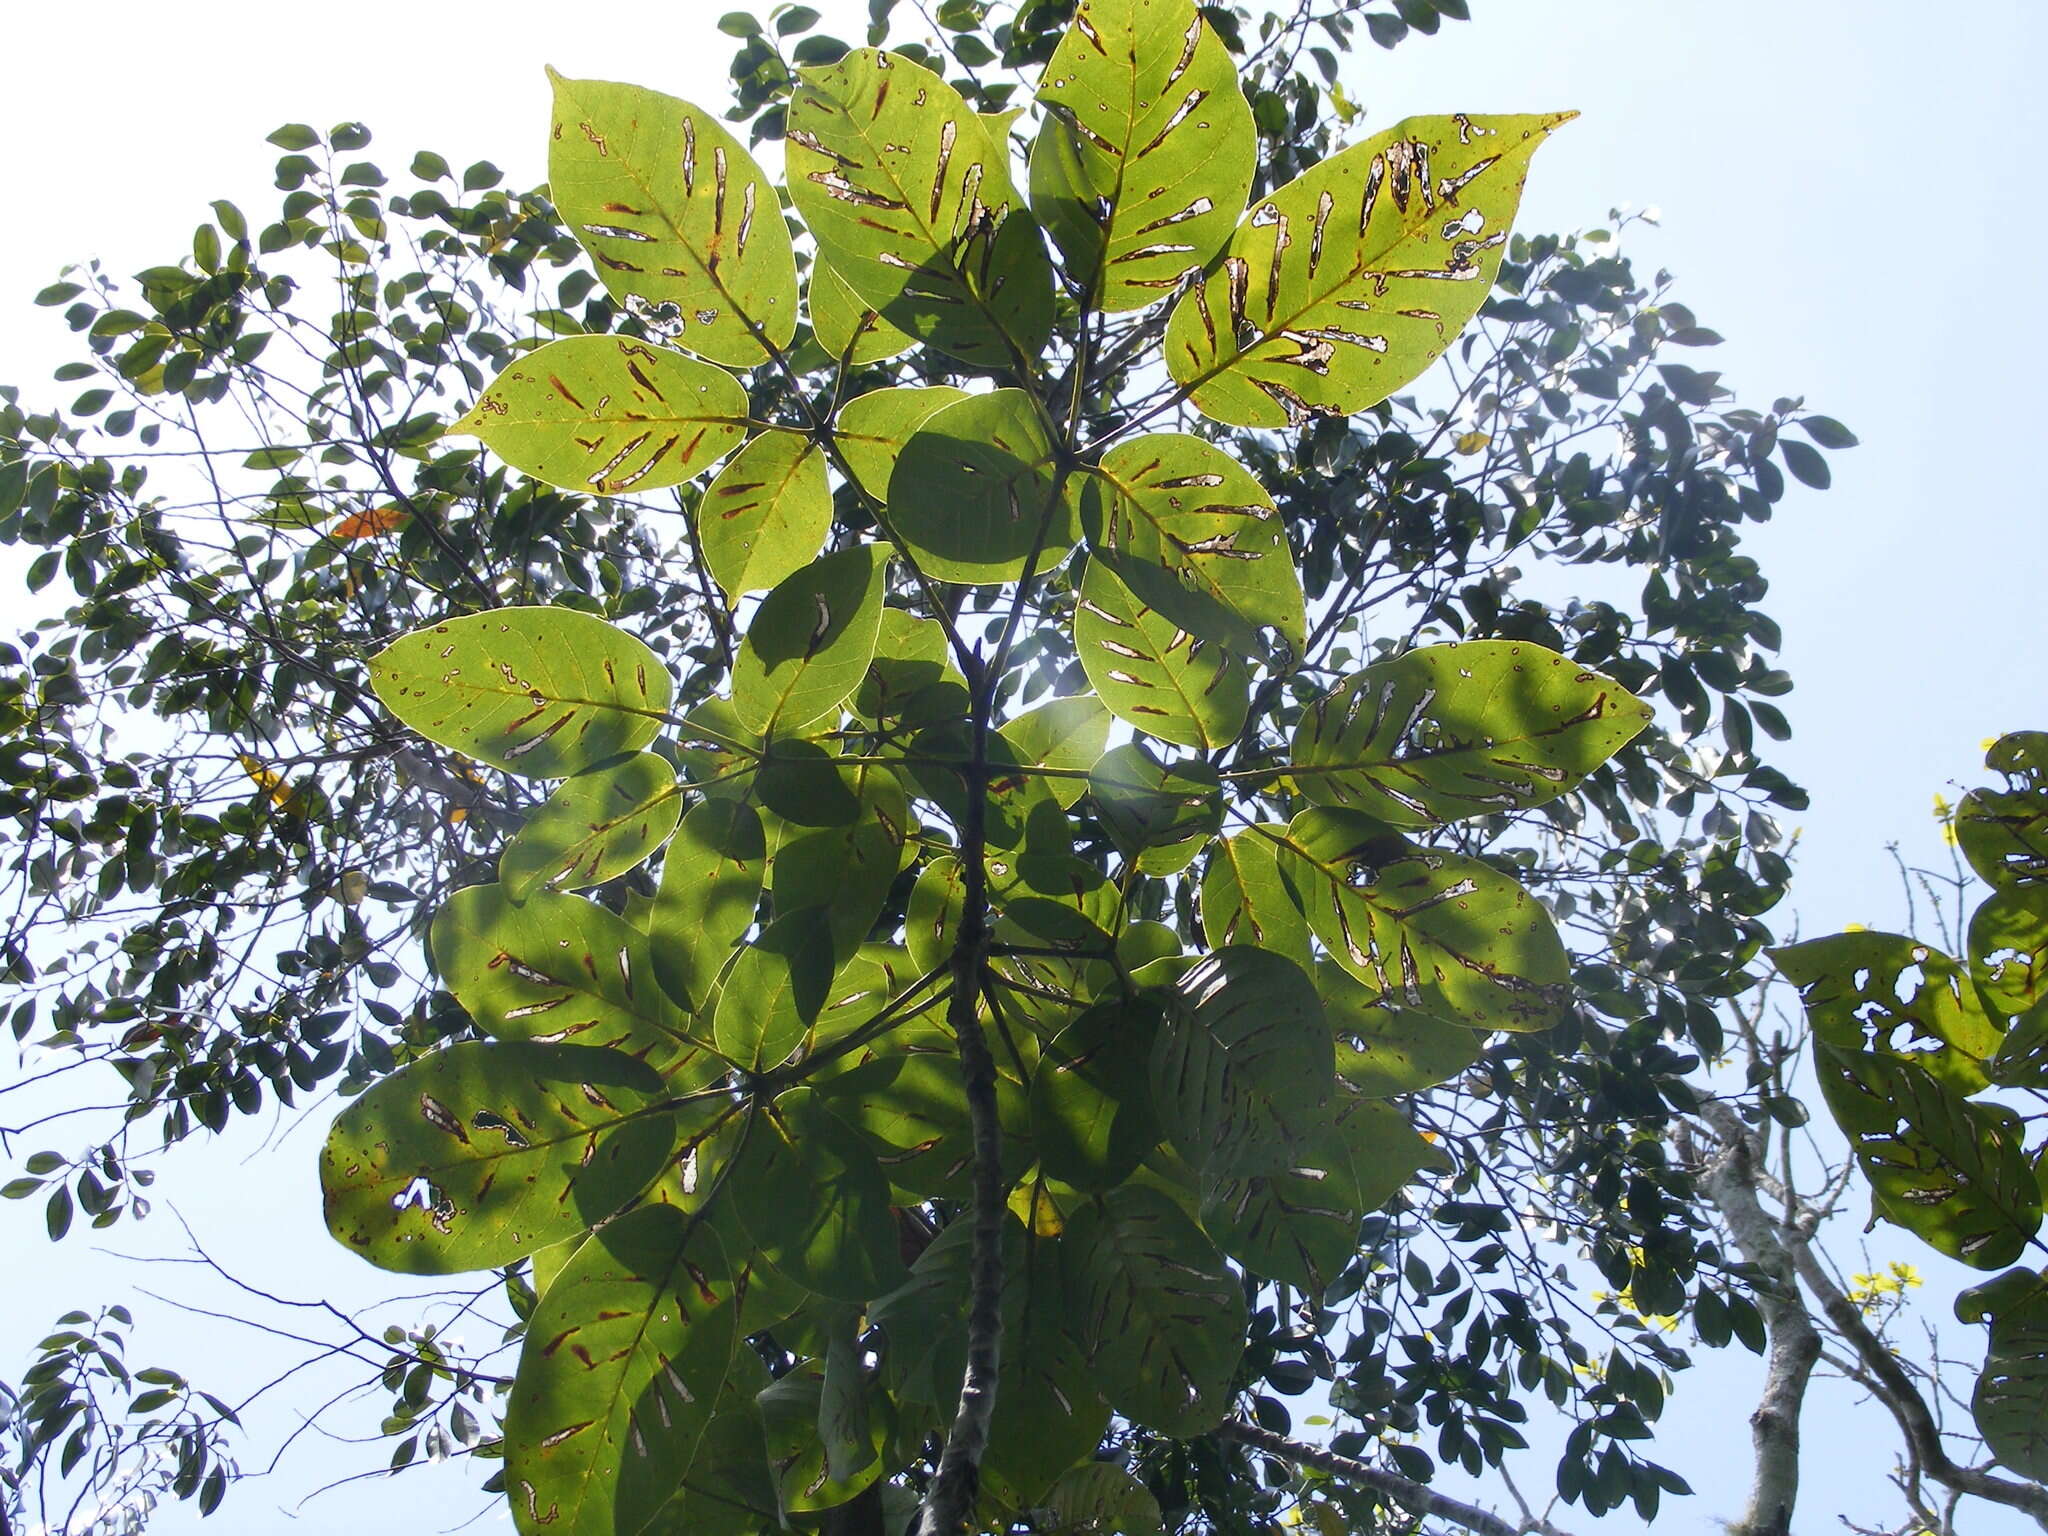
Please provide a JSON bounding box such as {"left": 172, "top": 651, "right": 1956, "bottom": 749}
{"left": 810, "top": 259, "right": 915, "bottom": 366}
{"left": 548, "top": 72, "right": 798, "bottom": 366}
{"left": 888, "top": 390, "right": 1076, "bottom": 586}
{"left": 1773, "top": 932, "right": 1999, "bottom": 1095}
{"left": 1970, "top": 884, "right": 2048, "bottom": 1022}
{"left": 1200, "top": 827, "right": 1312, "bottom": 971}
{"left": 499, "top": 752, "right": 683, "bottom": 900}
{"left": 1815, "top": 1045, "right": 2040, "bottom": 1269}
{"left": 1291, "top": 640, "right": 1650, "bottom": 826}
{"left": 1278, "top": 806, "right": 1571, "bottom": 1033}
{"left": 757, "top": 1361, "right": 892, "bottom": 1515}
{"left": 451, "top": 335, "right": 748, "bottom": 495}
{"left": 699, "top": 430, "right": 832, "bottom": 602}
{"left": 502, "top": 1206, "right": 743, "bottom": 1536}
{"left": 1065, "top": 1183, "right": 1246, "bottom": 1436}
{"left": 1165, "top": 112, "right": 1571, "bottom": 427}
{"left": 729, "top": 1088, "right": 908, "bottom": 1302}
{"left": 1957, "top": 732, "right": 2048, "bottom": 890}
{"left": 1042, "top": 1462, "right": 1165, "bottom": 1536}
{"left": 648, "top": 799, "right": 766, "bottom": 1013}
{"left": 1959, "top": 1269, "right": 2048, "bottom": 1480}
{"left": 319, "top": 1042, "right": 677, "bottom": 1275}
{"left": 834, "top": 385, "right": 969, "bottom": 501}
{"left": 988, "top": 850, "right": 1123, "bottom": 947}
{"left": 1076, "top": 558, "right": 1247, "bottom": 750}
{"left": 1033, "top": 998, "right": 1164, "bottom": 1191}
{"left": 1149, "top": 946, "right": 1331, "bottom": 1177}
{"left": 732, "top": 544, "right": 887, "bottom": 734}
{"left": 373, "top": 607, "right": 673, "bottom": 779}
{"left": 1321, "top": 961, "right": 1484, "bottom": 1097}
{"left": 1029, "top": 0, "right": 1252, "bottom": 312}
{"left": 1082, "top": 434, "right": 1304, "bottom": 654}
{"left": 432, "top": 884, "right": 700, "bottom": 1066}
{"left": 1992, "top": 1000, "right": 2048, "bottom": 1089}
{"left": 787, "top": 49, "right": 1053, "bottom": 369}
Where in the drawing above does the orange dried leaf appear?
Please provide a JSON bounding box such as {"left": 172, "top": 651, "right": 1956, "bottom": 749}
{"left": 332, "top": 506, "right": 407, "bottom": 540}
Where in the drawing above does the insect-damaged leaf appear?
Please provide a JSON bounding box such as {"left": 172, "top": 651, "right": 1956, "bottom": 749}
{"left": 1811, "top": 1045, "right": 2041, "bottom": 1270}
{"left": 1082, "top": 434, "right": 1304, "bottom": 654}
{"left": 1290, "top": 640, "right": 1650, "bottom": 826}
{"left": 1064, "top": 1183, "right": 1246, "bottom": 1436}
{"left": 1166, "top": 112, "right": 1571, "bottom": 427}
{"left": 1772, "top": 932, "right": 2000, "bottom": 1095}
{"left": 1956, "top": 731, "right": 2048, "bottom": 890}
{"left": 450, "top": 335, "right": 747, "bottom": 495}
{"left": 1149, "top": 946, "right": 1332, "bottom": 1178}
{"left": 1321, "top": 960, "right": 1485, "bottom": 1097}
{"left": 432, "top": 883, "right": 698, "bottom": 1064}
{"left": 1971, "top": 883, "right": 2048, "bottom": 1021}
{"left": 1042, "top": 1463, "right": 1165, "bottom": 1536}
{"left": 1090, "top": 742, "right": 1223, "bottom": 876}
{"left": 1076, "top": 557, "right": 1247, "bottom": 750}
{"left": 499, "top": 752, "right": 683, "bottom": 900}
{"left": 1278, "top": 806, "right": 1572, "bottom": 1034}
{"left": 319, "top": 1042, "right": 675, "bottom": 1274}
{"left": 373, "top": 607, "right": 672, "bottom": 779}
{"left": 547, "top": 72, "right": 799, "bottom": 367}
{"left": 503, "top": 1207, "right": 744, "bottom": 1536}
{"left": 888, "top": 389, "right": 1078, "bottom": 586}
{"left": 699, "top": 429, "right": 833, "bottom": 602}
{"left": 1029, "top": 0, "right": 1253, "bottom": 311}
{"left": 1200, "top": 827, "right": 1312, "bottom": 972}
{"left": 757, "top": 1361, "right": 892, "bottom": 1515}
{"left": 729, "top": 1088, "right": 909, "bottom": 1302}
{"left": 732, "top": 543, "right": 887, "bottom": 734}
{"left": 648, "top": 799, "right": 766, "bottom": 1013}
{"left": 787, "top": 48, "right": 1054, "bottom": 370}
{"left": 809, "top": 259, "right": 915, "bottom": 366}
{"left": 1959, "top": 1269, "right": 2048, "bottom": 1481}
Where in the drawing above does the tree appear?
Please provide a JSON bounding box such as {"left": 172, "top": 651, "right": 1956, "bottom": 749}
{"left": 0, "top": 1, "right": 1869, "bottom": 1532}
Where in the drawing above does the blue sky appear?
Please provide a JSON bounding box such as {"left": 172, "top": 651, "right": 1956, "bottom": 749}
{"left": 1, "top": 1, "right": 2043, "bottom": 1529}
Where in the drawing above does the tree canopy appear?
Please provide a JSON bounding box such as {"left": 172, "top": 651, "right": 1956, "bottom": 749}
{"left": 17, "top": 3, "right": 2017, "bottom": 1535}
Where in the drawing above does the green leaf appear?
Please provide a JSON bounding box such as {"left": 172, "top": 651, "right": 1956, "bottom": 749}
{"left": 648, "top": 799, "right": 766, "bottom": 1011}
{"left": 1773, "top": 932, "right": 2000, "bottom": 1095}
{"left": 1166, "top": 112, "right": 1572, "bottom": 427}
{"left": 821, "top": 1050, "right": 1027, "bottom": 1201}
{"left": 450, "top": 335, "right": 748, "bottom": 494}
{"left": 833, "top": 384, "right": 969, "bottom": 501}
{"left": 757, "top": 1362, "right": 890, "bottom": 1514}
{"left": 1064, "top": 1183, "right": 1246, "bottom": 1435}
{"left": 853, "top": 609, "right": 972, "bottom": 730}
{"left": 1003, "top": 695, "right": 1111, "bottom": 809}
{"left": 699, "top": 430, "right": 832, "bottom": 602}
{"left": 1082, "top": 434, "right": 1305, "bottom": 653}
{"left": 1959, "top": 1269, "right": 2048, "bottom": 1480}
{"left": 768, "top": 760, "right": 908, "bottom": 961}
{"left": 1321, "top": 961, "right": 1483, "bottom": 1096}
{"left": 502, "top": 1207, "right": 743, "bottom": 1535}
{"left": 1076, "top": 557, "right": 1248, "bottom": 750}
{"left": 906, "top": 856, "right": 967, "bottom": 975}
{"left": 1200, "top": 827, "right": 1312, "bottom": 972}
{"left": 499, "top": 752, "right": 683, "bottom": 899}
{"left": 732, "top": 544, "right": 888, "bottom": 734}
{"left": 729, "top": 1089, "right": 909, "bottom": 1302}
{"left": 1149, "top": 946, "right": 1332, "bottom": 1177}
{"left": 1042, "top": 1462, "right": 1165, "bottom": 1536}
{"left": 1200, "top": 1090, "right": 1437, "bottom": 1291}
{"left": 1956, "top": 731, "right": 2048, "bottom": 889}
{"left": 431, "top": 884, "right": 696, "bottom": 1063}
{"left": 987, "top": 851, "right": 1123, "bottom": 946}
{"left": 787, "top": 48, "right": 1054, "bottom": 369}
{"left": 319, "top": 1043, "right": 676, "bottom": 1274}
{"left": 1814, "top": 1045, "right": 2040, "bottom": 1269}
{"left": 888, "top": 390, "right": 1076, "bottom": 586}
{"left": 372, "top": 607, "right": 672, "bottom": 779}
{"left": 1991, "top": 999, "right": 2048, "bottom": 1089}
{"left": 1971, "top": 884, "right": 2048, "bottom": 1021}
{"left": 1089, "top": 743, "right": 1222, "bottom": 875}
{"left": 1291, "top": 640, "right": 1651, "bottom": 826}
{"left": 714, "top": 907, "right": 840, "bottom": 1070}
{"left": 1028, "top": 0, "right": 1253, "bottom": 312}
{"left": 809, "top": 260, "right": 915, "bottom": 366}
{"left": 1032, "top": 998, "right": 1164, "bottom": 1191}
{"left": 1277, "top": 807, "right": 1572, "bottom": 1033}
{"left": 547, "top": 72, "right": 799, "bottom": 367}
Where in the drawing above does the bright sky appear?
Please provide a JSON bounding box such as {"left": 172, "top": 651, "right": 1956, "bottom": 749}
{"left": 2, "top": 1, "right": 2044, "bottom": 1531}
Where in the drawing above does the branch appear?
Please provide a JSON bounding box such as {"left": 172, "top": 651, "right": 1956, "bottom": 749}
{"left": 1784, "top": 1229, "right": 2048, "bottom": 1529}
{"left": 1212, "top": 1420, "right": 1577, "bottom": 1536}
{"left": 1695, "top": 1102, "right": 1823, "bottom": 1536}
